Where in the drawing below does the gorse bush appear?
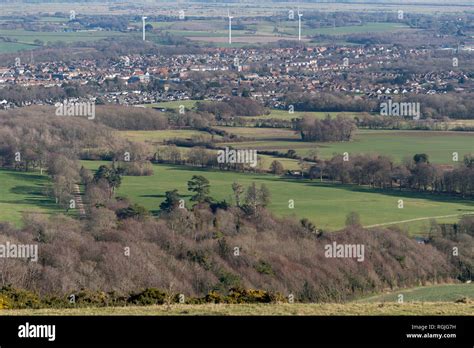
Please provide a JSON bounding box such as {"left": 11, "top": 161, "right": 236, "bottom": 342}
{"left": 0, "top": 286, "right": 286, "bottom": 309}
{"left": 127, "top": 288, "right": 167, "bottom": 306}
{"left": 0, "top": 286, "right": 41, "bottom": 309}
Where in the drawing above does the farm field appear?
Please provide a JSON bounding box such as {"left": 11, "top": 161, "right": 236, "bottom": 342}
{"left": 81, "top": 161, "right": 474, "bottom": 234}
{"left": 1, "top": 301, "right": 471, "bottom": 316}
{"left": 445, "top": 119, "right": 474, "bottom": 129}
{"left": 0, "top": 18, "right": 412, "bottom": 53}
{"left": 223, "top": 129, "right": 474, "bottom": 164}
{"left": 215, "top": 126, "right": 300, "bottom": 140}
{"left": 0, "top": 169, "right": 59, "bottom": 227}
{"left": 0, "top": 42, "right": 36, "bottom": 54}
{"left": 0, "top": 1, "right": 472, "bottom": 17}
{"left": 358, "top": 283, "right": 473, "bottom": 303}
{"left": 114, "top": 134, "right": 301, "bottom": 170}
{"left": 0, "top": 29, "right": 127, "bottom": 53}
{"left": 118, "top": 129, "right": 218, "bottom": 144}
{"left": 157, "top": 21, "right": 411, "bottom": 43}
{"left": 250, "top": 110, "right": 359, "bottom": 121}
{"left": 143, "top": 100, "right": 199, "bottom": 111}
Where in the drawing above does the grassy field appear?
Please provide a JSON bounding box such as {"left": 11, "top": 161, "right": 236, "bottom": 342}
{"left": 0, "top": 18, "right": 413, "bottom": 53}
{"left": 0, "top": 29, "right": 126, "bottom": 44}
{"left": 1, "top": 1, "right": 472, "bottom": 17}
{"left": 156, "top": 21, "right": 411, "bottom": 44}
{"left": 0, "top": 169, "right": 58, "bottom": 226}
{"left": 115, "top": 134, "right": 301, "bottom": 170}
{"left": 0, "top": 41, "right": 37, "bottom": 53}
{"left": 358, "top": 283, "right": 473, "bottom": 303}
{"left": 81, "top": 161, "right": 473, "bottom": 234}
{"left": 250, "top": 110, "right": 359, "bottom": 121}
{"left": 118, "top": 129, "right": 217, "bottom": 143}
{"left": 0, "top": 29, "right": 126, "bottom": 53}
{"left": 1, "top": 301, "right": 471, "bottom": 316}
{"left": 224, "top": 129, "right": 474, "bottom": 164}
{"left": 141, "top": 101, "right": 350, "bottom": 121}
{"left": 215, "top": 126, "right": 300, "bottom": 140}
{"left": 144, "top": 100, "right": 199, "bottom": 111}
{"left": 1, "top": 158, "right": 470, "bottom": 232}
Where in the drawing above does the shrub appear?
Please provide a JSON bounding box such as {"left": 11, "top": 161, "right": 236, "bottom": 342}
{"left": 204, "top": 291, "right": 224, "bottom": 304}
{"left": 0, "top": 294, "right": 11, "bottom": 309}
{"left": 119, "top": 162, "right": 154, "bottom": 176}
{"left": 0, "top": 286, "right": 41, "bottom": 309}
{"left": 116, "top": 203, "right": 149, "bottom": 220}
{"left": 127, "top": 288, "right": 166, "bottom": 306}
{"left": 254, "top": 260, "right": 275, "bottom": 276}
{"left": 73, "top": 290, "right": 111, "bottom": 307}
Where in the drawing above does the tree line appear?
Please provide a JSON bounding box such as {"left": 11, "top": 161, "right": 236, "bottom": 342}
{"left": 306, "top": 153, "right": 474, "bottom": 198}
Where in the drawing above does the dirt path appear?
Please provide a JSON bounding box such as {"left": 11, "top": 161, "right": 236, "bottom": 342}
{"left": 73, "top": 184, "right": 86, "bottom": 218}
{"left": 364, "top": 213, "right": 474, "bottom": 229}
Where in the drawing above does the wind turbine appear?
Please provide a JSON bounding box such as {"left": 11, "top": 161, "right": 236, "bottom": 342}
{"left": 142, "top": 16, "right": 147, "bottom": 41}
{"left": 228, "top": 9, "right": 233, "bottom": 45}
{"left": 297, "top": 8, "right": 303, "bottom": 41}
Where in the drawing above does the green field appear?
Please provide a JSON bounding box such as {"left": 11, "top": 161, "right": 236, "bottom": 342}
{"left": 250, "top": 110, "right": 359, "bottom": 121}
{"left": 115, "top": 133, "right": 301, "bottom": 170}
{"left": 143, "top": 100, "right": 199, "bottom": 111}
{"left": 0, "top": 29, "right": 126, "bottom": 53}
{"left": 118, "top": 129, "right": 217, "bottom": 143}
{"left": 81, "top": 161, "right": 473, "bottom": 234}
{"left": 1, "top": 157, "right": 470, "bottom": 233}
{"left": 142, "top": 102, "right": 346, "bottom": 120}
{"left": 0, "top": 19, "right": 412, "bottom": 53}
{"left": 305, "top": 22, "right": 411, "bottom": 36}
{"left": 224, "top": 130, "right": 474, "bottom": 164}
{"left": 0, "top": 42, "right": 37, "bottom": 53}
{"left": 358, "top": 283, "right": 474, "bottom": 303}
{"left": 215, "top": 126, "right": 300, "bottom": 140}
{"left": 153, "top": 20, "right": 411, "bottom": 43}
{"left": 0, "top": 169, "right": 58, "bottom": 226}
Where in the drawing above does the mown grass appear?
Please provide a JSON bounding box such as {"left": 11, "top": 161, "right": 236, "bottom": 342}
{"left": 81, "top": 161, "right": 473, "bottom": 234}
{"left": 0, "top": 169, "right": 59, "bottom": 226}
{"left": 1, "top": 302, "right": 471, "bottom": 316}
